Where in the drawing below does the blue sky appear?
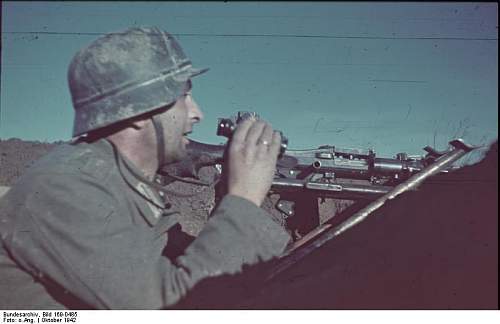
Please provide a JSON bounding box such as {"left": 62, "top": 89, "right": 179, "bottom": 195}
{"left": 1, "top": 2, "right": 497, "bottom": 162}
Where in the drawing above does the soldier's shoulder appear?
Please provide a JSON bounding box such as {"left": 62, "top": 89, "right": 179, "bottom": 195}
{"left": 19, "top": 141, "right": 116, "bottom": 183}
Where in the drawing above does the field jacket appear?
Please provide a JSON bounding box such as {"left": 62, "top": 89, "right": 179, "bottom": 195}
{"left": 0, "top": 139, "right": 290, "bottom": 309}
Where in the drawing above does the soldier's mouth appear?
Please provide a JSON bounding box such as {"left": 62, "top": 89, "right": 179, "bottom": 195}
{"left": 182, "top": 131, "right": 192, "bottom": 144}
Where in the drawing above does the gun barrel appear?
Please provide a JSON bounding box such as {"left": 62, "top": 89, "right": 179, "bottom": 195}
{"left": 372, "top": 158, "right": 425, "bottom": 177}
{"left": 271, "top": 178, "right": 392, "bottom": 199}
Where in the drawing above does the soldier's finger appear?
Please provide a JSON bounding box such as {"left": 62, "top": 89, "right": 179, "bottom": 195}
{"left": 231, "top": 117, "right": 256, "bottom": 146}
{"left": 245, "top": 120, "right": 267, "bottom": 146}
{"left": 256, "top": 123, "right": 274, "bottom": 154}
{"left": 269, "top": 130, "right": 282, "bottom": 157}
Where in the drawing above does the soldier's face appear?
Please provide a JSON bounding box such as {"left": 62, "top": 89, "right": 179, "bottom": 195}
{"left": 157, "top": 81, "right": 203, "bottom": 164}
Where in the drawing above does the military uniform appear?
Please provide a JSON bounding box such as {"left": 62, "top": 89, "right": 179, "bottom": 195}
{"left": 0, "top": 139, "right": 290, "bottom": 309}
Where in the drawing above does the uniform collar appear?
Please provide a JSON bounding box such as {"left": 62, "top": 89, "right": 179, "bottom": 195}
{"left": 97, "top": 139, "right": 166, "bottom": 210}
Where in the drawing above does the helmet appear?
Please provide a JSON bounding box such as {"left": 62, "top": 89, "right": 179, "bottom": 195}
{"left": 68, "top": 26, "right": 208, "bottom": 137}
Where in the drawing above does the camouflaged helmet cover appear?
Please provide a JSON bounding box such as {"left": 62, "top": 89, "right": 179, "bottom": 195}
{"left": 68, "top": 26, "right": 208, "bottom": 137}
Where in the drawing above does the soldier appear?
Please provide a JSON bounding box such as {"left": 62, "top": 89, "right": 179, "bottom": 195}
{"left": 0, "top": 27, "right": 290, "bottom": 309}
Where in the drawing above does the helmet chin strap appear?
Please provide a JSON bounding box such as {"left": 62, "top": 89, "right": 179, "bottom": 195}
{"left": 151, "top": 115, "right": 167, "bottom": 169}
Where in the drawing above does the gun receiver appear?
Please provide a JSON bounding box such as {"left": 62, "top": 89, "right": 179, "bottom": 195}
{"left": 161, "top": 138, "right": 462, "bottom": 211}
{"left": 268, "top": 143, "right": 450, "bottom": 205}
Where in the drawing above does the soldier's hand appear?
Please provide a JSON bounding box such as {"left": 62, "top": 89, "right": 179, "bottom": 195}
{"left": 226, "top": 117, "right": 281, "bottom": 206}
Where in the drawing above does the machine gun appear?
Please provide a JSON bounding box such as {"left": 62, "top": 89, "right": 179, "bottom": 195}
{"left": 160, "top": 111, "right": 474, "bottom": 240}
